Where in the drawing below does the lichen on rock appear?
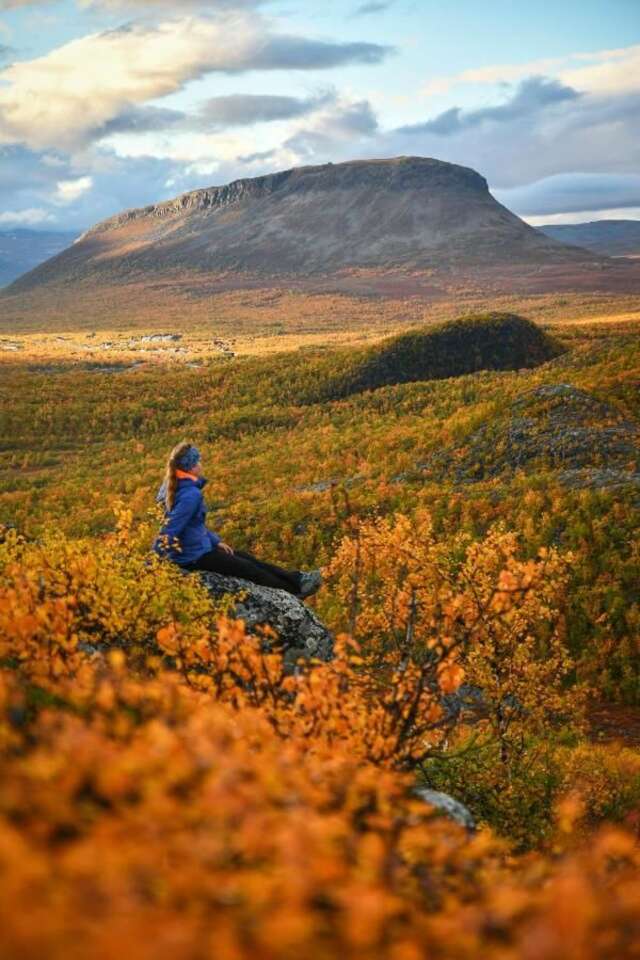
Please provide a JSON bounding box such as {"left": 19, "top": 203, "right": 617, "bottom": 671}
{"left": 422, "top": 382, "right": 640, "bottom": 487}
{"left": 194, "top": 571, "right": 334, "bottom": 671}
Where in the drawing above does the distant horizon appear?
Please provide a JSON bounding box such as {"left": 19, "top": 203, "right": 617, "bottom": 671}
{"left": 1, "top": 154, "right": 640, "bottom": 235}
{"left": 0, "top": 0, "right": 638, "bottom": 232}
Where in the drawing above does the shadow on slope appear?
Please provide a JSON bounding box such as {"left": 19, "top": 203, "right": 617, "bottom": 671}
{"left": 290, "top": 312, "right": 564, "bottom": 404}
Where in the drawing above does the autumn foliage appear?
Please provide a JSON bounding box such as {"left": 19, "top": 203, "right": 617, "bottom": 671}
{"left": 1, "top": 509, "right": 639, "bottom": 959}
{"left": 2, "top": 316, "right": 639, "bottom": 701}
{"left": 1, "top": 307, "right": 640, "bottom": 955}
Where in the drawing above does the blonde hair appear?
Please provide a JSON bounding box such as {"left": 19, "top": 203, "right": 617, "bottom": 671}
{"left": 162, "top": 441, "right": 193, "bottom": 512}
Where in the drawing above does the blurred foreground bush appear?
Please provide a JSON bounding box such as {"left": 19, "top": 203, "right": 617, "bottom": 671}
{"left": 0, "top": 512, "right": 639, "bottom": 958}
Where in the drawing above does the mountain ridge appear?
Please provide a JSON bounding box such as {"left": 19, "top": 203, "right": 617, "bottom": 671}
{"left": 6, "top": 156, "right": 603, "bottom": 295}
{"left": 80, "top": 156, "right": 491, "bottom": 239}
{"left": 537, "top": 219, "right": 640, "bottom": 258}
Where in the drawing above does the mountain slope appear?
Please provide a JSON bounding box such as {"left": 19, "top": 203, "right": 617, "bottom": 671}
{"left": 538, "top": 220, "right": 640, "bottom": 257}
{"left": 6, "top": 157, "right": 600, "bottom": 294}
{"left": 0, "top": 229, "right": 78, "bottom": 287}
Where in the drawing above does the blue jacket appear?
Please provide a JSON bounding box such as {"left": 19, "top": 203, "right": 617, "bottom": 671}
{"left": 152, "top": 474, "right": 221, "bottom": 566}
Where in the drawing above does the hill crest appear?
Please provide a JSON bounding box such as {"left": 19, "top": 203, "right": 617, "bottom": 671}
{"left": 80, "top": 156, "right": 490, "bottom": 240}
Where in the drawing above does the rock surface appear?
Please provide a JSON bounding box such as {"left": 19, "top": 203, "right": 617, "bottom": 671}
{"left": 413, "top": 787, "right": 476, "bottom": 832}
{"left": 194, "top": 570, "right": 334, "bottom": 670}
{"left": 422, "top": 383, "right": 640, "bottom": 487}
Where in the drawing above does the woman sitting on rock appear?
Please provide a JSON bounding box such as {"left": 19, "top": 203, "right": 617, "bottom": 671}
{"left": 152, "top": 441, "right": 322, "bottom": 598}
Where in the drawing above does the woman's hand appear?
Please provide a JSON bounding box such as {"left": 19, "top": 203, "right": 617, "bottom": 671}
{"left": 217, "top": 541, "right": 234, "bottom": 555}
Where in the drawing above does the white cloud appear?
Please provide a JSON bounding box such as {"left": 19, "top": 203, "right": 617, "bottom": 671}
{"left": 0, "top": 206, "right": 54, "bottom": 224}
{"left": 0, "top": 1, "right": 48, "bottom": 7}
{"left": 53, "top": 174, "right": 93, "bottom": 204}
{"left": 103, "top": 76, "right": 639, "bottom": 218}
{"left": 0, "top": 17, "right": 260, "bottom": 150}
{"left": 375, "top": 72, "right": 640, "bottom": 198}
{"left": 103, "top": 94, "right": 378, "bottom": 176}
{"left": 282, "top": 96, "right": 378, "bottom": 159}
{"left": 0, "top": 0, "right": 263, "bottom": 6}
{"left": 77, "top": 0, "right": 263, "bottom": 7}
{"left": 0, "top": 142, "right": 215, "bottom": 230}
{"left": 560, "top": 45, "right": 640, "bottom": 95}
{"left": 422, "top": 44, "right": 640, "bottom": 98}
{"left": 0, "top": 17, "right": 636, "bottom": 232}
{"left": 422, "top": 56, "right": 566, "bottom": 96}
{"left": 524, "top": 207, "right": 640, "bottom": 226}
{"left": 41, "top": 153, "right": 68, "bottom": 167}
{"left": 0, "top": 14, "right": 390, "bottom": 151}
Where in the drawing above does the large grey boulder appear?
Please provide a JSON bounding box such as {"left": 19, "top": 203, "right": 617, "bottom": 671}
{"left": 195, "top": 571, "right": 334, "bottom": 670}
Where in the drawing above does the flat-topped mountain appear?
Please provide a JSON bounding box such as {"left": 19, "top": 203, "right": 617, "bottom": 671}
{"left": 5, "top": 157, "right": 600, "bottom": 294}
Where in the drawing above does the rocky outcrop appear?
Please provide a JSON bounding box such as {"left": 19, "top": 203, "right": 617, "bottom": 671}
{"left": 195, "top": 571, "right": 334, "bottom": 670}
{"left": 422, "top": 383, "right": 640, "bottom": 488}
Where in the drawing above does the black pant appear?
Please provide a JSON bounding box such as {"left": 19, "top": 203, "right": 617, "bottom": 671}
{"left": 184, "top": 547, "right": 303, "bottom": 595}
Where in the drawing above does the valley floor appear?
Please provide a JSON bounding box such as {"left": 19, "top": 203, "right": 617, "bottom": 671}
{"left": 1, "top": 287, "right": 639, "bottom": 363}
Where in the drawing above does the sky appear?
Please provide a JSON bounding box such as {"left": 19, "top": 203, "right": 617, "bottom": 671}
{"left": 0, "top": 0, "right": 638, "bottom": 232}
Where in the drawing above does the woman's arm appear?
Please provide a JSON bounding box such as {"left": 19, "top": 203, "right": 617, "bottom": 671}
{"left": 155, "top": 489, "right": 201, "bottom": 557}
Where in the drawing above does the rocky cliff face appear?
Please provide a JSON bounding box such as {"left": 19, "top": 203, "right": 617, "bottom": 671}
{"left": 6, "top": 156, "right": 600, "bottom": 293}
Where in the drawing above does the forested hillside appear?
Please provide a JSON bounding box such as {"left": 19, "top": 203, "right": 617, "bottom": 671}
{"left": 1, "top": 307, "right": 640, "bottom": 958}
